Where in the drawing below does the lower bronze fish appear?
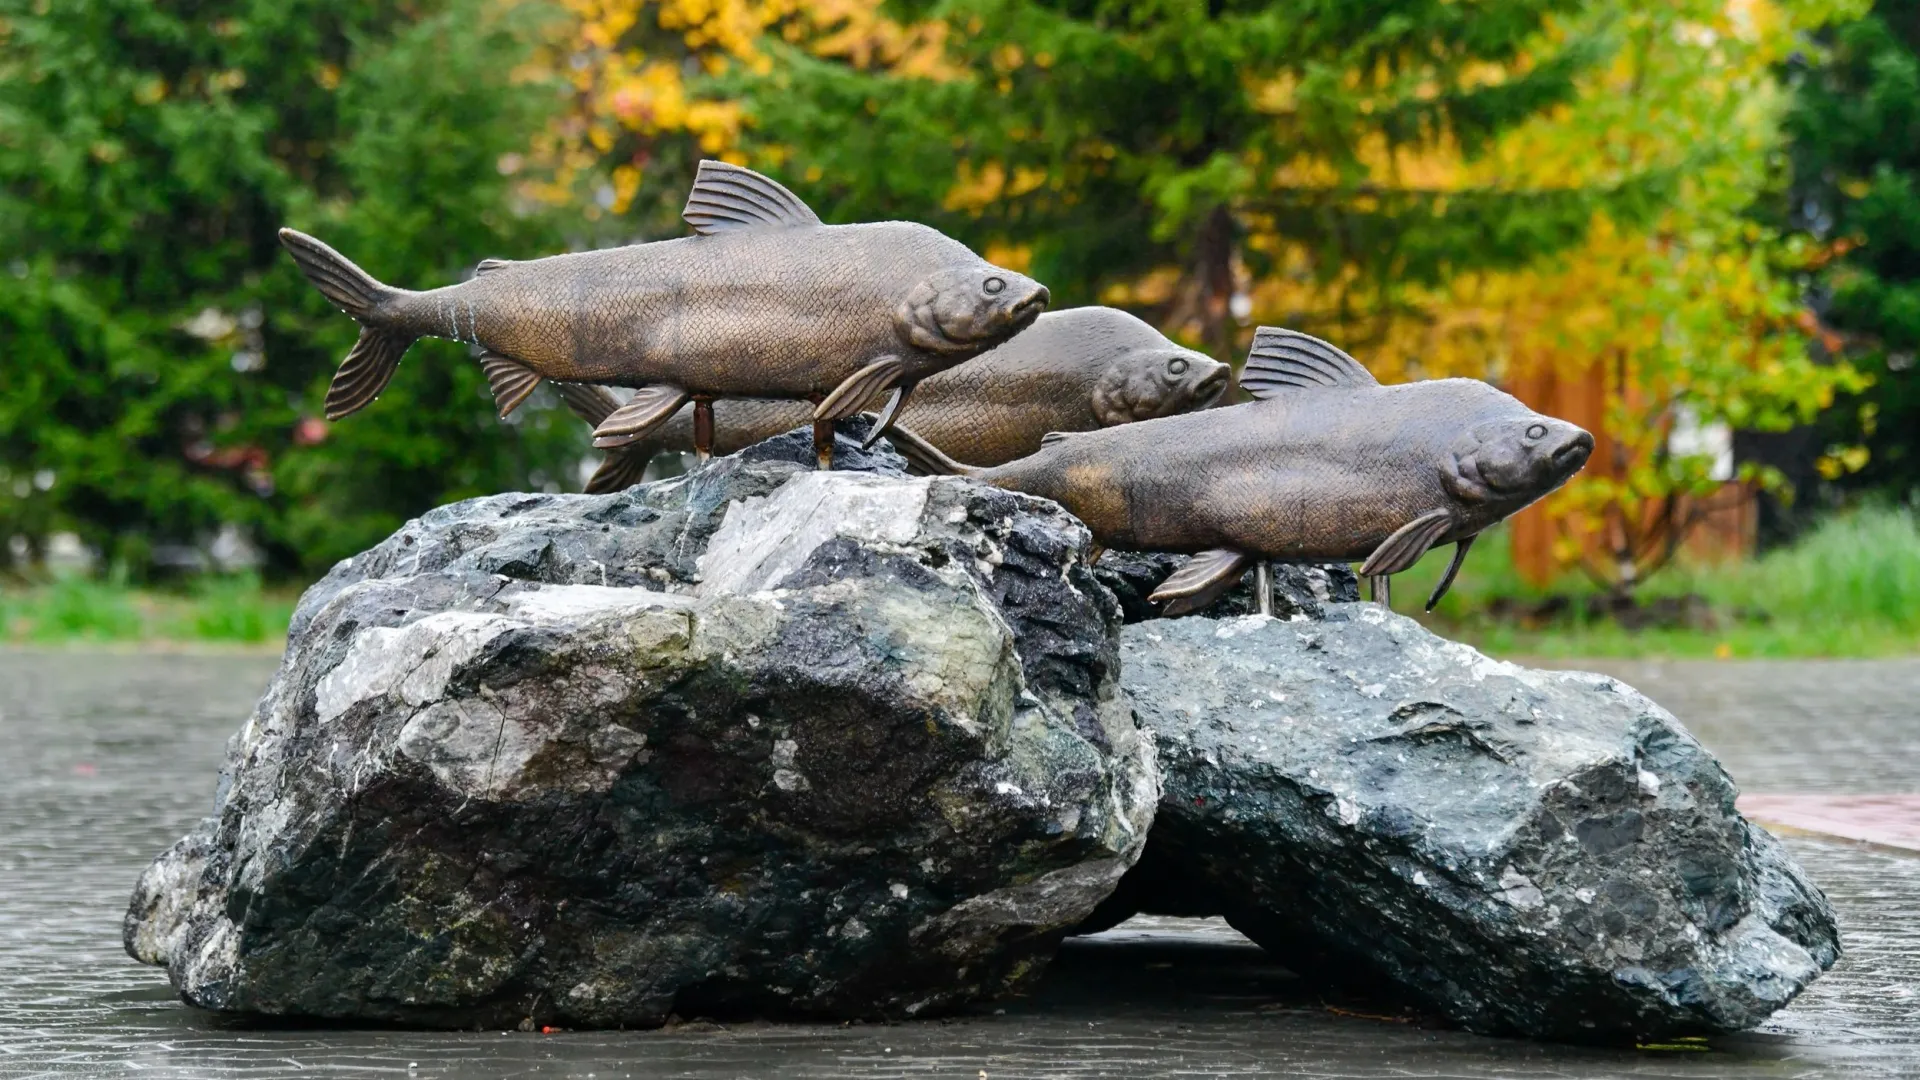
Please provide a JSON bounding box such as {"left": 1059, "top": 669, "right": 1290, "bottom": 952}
{"left": 279, "top": 161, "right": 1048, "bottom": 466}
{"left": 894, "top": 326, "right": 1594, "bottom": 615}
{"left": 556, "top": 307, "right": 1232, "bottom": 492}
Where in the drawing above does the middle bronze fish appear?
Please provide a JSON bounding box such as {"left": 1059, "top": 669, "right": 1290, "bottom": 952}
{"left": 278, "top": 161, "right": 1049, "bottom": 466}
{"left": 894, "top": 326, "right": 1594, "bottom": 616}
{"left": 555, "top": 306, "right": 1233, "bottom": 492}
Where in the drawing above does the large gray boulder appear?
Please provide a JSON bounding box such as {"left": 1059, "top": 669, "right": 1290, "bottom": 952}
{"left": 1100, "top": 604, "right": 1839, "bottom": 1040}
{"left": 125, "top": 447, "right": 1156, "bottom": 1029}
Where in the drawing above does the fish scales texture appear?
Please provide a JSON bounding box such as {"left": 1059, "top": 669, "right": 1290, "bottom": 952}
{"left": 978, "top": 379, "right": 1570, "bottom": 561}
{"left": 409, "top": 226, "right": 973, "bottom": 393}
{"left": 573, "top": 308, "right": 1229, "bottom": 483}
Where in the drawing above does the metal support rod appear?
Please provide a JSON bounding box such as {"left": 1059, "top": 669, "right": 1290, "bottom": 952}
{"left": 692, "top": 398, "right": 715, "bottom": 464}
{"left": 1255, "top": 561, "right": 1274, "bottom": 617}
{"left": 1369, "top": 574, "right": 1391, "bottom": 608}
{"left": 808, "top": 395, "right": 833, "bottom": 471}
{"left": 813, "top": 418, "right": 835, "bottom": 471}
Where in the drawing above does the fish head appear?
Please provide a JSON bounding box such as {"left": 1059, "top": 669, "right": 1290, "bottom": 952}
{"left": 897, "top": 265, "right": 1050, "bottom": 355}
{"left": 1091, "top": 347, "right": 1233, "bottom": 424}
{"left": 1443, "top": 414, "right": 1595, "bottom": 509}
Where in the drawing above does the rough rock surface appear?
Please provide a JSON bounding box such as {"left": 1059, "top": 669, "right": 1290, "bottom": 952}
{"left": 126, "top": 450, "right": 1155, "bottom": 1029}
{"left": 1092, "top": 550, "right": 1359, "bottom": 623}
{"left": 1098, "top": 605, "right": 1839, "bottom": 1040}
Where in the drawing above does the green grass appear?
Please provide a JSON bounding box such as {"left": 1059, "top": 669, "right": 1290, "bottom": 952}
{"left": 4, "top": 506, "right": 1918, "bottom": 656}
{"left": 0, "top": 573, "right": 297, "bottom": 646}
{"left": 1400, "top": 504, "right": 1920, "bottom": 659}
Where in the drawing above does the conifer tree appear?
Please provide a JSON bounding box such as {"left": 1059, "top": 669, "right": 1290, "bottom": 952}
{"left": 0, "top": 0, "right": 580, "bottom": 577}
{"left": 730, "top": 0, "right": 1643, "bottom": 360}
{"left": 1787, "top": 0, "right": 1920, "bottom": 495}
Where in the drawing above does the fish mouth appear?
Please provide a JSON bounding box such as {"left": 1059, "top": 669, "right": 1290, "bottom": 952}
{"left": 1552, "top": 430, "right": 1595, "bottom": 473}
{"left": 1007, "top": 285, "right": 1049, "bottom": 330}
{"left": 1192, "top": 363, "right": 1231, "bottom": 408}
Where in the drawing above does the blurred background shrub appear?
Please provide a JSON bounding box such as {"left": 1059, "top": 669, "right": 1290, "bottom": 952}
{"left": 2, "top": 0, "right": 1915, "bottom": 651}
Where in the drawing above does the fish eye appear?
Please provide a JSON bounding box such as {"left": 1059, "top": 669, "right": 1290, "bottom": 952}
{"left": 1526, "top": 423, "right": 1548, "bottom": 440}
{"left": 1168, "top": 357, "right": 1189, "bottom": 376}
{"left": 983, "top": 277, "right": 1006, "bottom": 295}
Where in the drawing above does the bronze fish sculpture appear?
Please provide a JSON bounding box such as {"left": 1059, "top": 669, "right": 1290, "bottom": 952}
{"left": 893, "top": 326, "right": 1594, "bottom": 615}
{"left": 555, "top": 306, "right": 1233, "bottom": 492}
{"left": 278, "top": 161, "right": 1049, "bottom": 465}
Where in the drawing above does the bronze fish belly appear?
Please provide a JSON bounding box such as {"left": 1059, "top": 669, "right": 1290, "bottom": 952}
{"left": 557, "top": 306, "right": 1232, "bottom": 492}
{"left": 278, "top": 161, "right": 1048, "bottom": 462}
{"left": 893, "top": 326, "right": 1594, "bottom": 616}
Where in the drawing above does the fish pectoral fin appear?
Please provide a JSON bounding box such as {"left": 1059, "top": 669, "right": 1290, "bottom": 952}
{"left": 1239, "top": 326, "right": 1379, "bottom": 399}
{"left": 1425, "top": 533, "right": 1478, "bottom": 612}
{"left": 860, "top": 382, "right": 915, "bottom": 450}
{"left": 1149, "top": 549, "right": 1254, "bottom": 617}
{"left": 817, "top": 356, "right": 905, "bottom": 422}
{"left": 585, "top": 448, "right": 652, "bottom": 494}
{"left": 553, "top": 382, "right": 624, "bottom": 428}
{"left": 592, "top": 384, "right": 693, "bottom": 448}
{"left": 1359, "top": 508, "right": 1456, "bottom": 578}
{"left": 479, "top": 353, "right": 544, "bottom": 418}
{"left": 474, "top": 257, "right": 514, "bottom": 276}
{"left": 682, "top": 160, "right": 823, "bottom": 235}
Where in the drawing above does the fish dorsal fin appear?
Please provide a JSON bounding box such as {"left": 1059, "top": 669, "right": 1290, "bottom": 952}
{"left": 1239, "top": 326, "right": 1378, "bottom": 398}
{"left": 1040, "top": 431, "right": 1074, "bottom": 449}
{"left": 474, "top": 258, "right": 514, "bottom": 276}
{"left": 683, "top": 160, "right": 823, "bottom": 235}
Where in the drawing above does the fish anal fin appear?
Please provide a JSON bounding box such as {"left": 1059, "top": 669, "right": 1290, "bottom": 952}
{"left": 1150, "top": 548, "right": 1254, "bottom": 616}
{"left": 1359, "top": 508, "right": 1455, "bottom": 578}
{"left": 1425, "top": 533, "right": 1478, "bottom": 611}
{"left": 1240, "top": 326, "right": 1378, "bottom": 400}
{"left": 683, "top": 160, "right": 824, "bottom": 235}
{"left": 480, "top": 352, "right": 543, "bottom": 418}
{"left": 324, "top": 326, "right": 412, "bottom": 420}
{"left": 585, "top": 448, "right": 653, "bottom": 494}
{"left": 817, "top": 356, "right": 905, "bottom": 422}
{"left": 474, "top": 258, "right": 514, "bottom": 276}
{"left": 592, "top": 384, "right": 693, "bottom": 448}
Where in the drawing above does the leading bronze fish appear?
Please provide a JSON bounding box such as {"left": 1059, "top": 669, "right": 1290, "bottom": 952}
{"left": 278, "top": 161, "right": 1049, "bottom": 464}
{"left": 894, "top": 326, "right": 1594, "bottom": 615}
{"left": 556, "top": 306, "right": 1233, "bottom": 492}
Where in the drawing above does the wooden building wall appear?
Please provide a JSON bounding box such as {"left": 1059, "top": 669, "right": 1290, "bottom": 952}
{"left": 1503, "top": 363, "right": 1755, "bottom": 586}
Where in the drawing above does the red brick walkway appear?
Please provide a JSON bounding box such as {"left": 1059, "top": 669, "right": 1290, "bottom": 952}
{"left": 1738, "top": 794, "right": 1920, "bottom": 853}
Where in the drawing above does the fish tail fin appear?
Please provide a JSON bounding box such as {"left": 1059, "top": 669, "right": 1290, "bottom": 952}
{"left": 886, "top": 426, "right": 981, "bottom": 478}
{"left": 279, "top": 228, "right": 401, "bottom": 321}
{"left": 280, "top": 228, "right": 416, "bottom": 419}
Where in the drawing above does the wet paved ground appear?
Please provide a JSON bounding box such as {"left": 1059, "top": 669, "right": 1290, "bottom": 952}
{"left": 1, "top": 651, "right": 1916, "bottom": 1078}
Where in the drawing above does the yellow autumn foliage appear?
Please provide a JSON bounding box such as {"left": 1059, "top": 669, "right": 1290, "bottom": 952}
{"left": 535, "top": 0, "right": 1866, "bottom": 590}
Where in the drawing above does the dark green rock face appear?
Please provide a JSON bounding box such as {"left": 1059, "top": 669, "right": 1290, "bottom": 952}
{"left": 1091, "top": 550, "right": 1359, "bottom": 623}
{"left": 1104, "top": 606, "right": 1839, "bottom": 1041}
{"left": 124, "top": 451, "right": 1155, "bottom": 1029}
